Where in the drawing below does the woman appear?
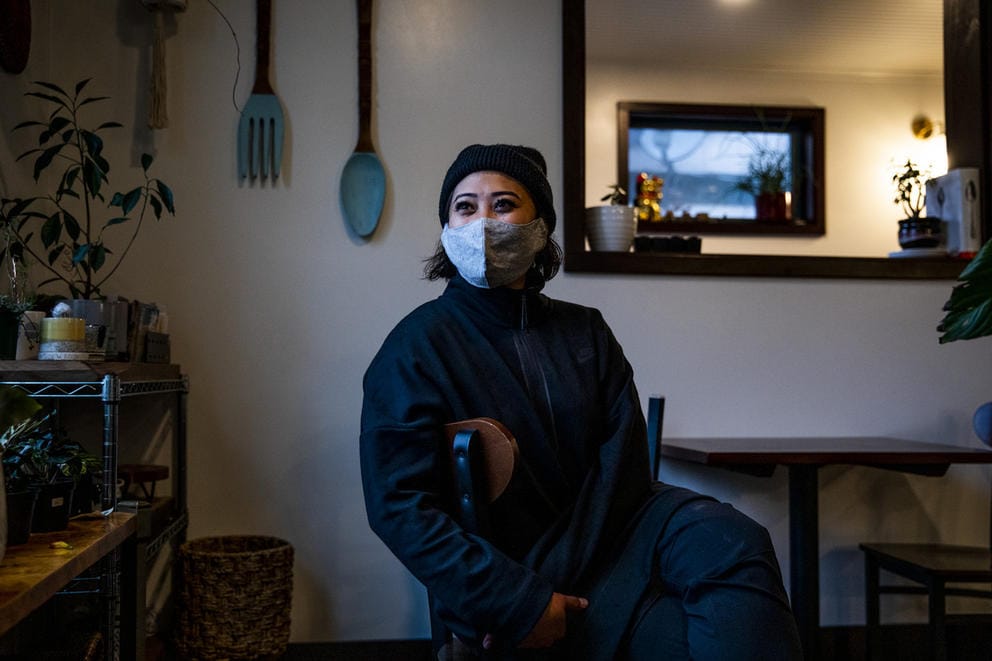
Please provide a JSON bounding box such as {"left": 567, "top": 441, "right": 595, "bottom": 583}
{"left": 360, "top": 144, "right": 802, "bottom": 660}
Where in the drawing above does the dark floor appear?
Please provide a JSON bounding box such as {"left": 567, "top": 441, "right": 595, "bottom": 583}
{"left": 283, "top": 640, "right": 432, "bottom": 661}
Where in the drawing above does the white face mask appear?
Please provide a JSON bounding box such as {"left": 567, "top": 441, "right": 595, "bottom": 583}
{"left": 440, "top": 217, "right": 548, "bottom": 288}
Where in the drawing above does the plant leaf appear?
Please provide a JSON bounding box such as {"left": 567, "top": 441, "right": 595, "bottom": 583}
{"left": 78, "top": 96, "right": 110, "bottom": 109}
{"left": 47, "top": 247, "right": 63, "bottom": 266}
{"left": 83, "top": 160, "right": 103, "bottom": 197}
{"left": 89, "top": 244, "right": 106, "bottom": 271}
{"left": 72, "top": 243, "right": 90, "bottom": 264}
{"left": 74, "top": 78, "right": 91, "bottom": 95}
{"left": 25, "top": 91, "right": 67, "bottom": 108}
{"left": 156, "top": 180, "right": 175, "bottom": 214}
{"left": 149, "top": 196, "right": 162, "bottom": 219}
{"left": 63, "top": 211, "right": 80, "bottom": 240}
{"left": 12, "top": 120, "right": 44, "bottom": 131}
{"left": 141, "top": 153, "right": 153, "bottom": 171}
{"left": 104, "top": 217, "right": 129, "bottom": 228}
{"left": 32, "top": 144, "right": 64, "bottom": 181}
{"left": 41, "top": 213, "right": 62, "bottom": 248}
{"left": 121, "top": 187, "right": 142, "bottom": 215}
{"left": 938, "top": 241, "right": 992, "bottom": 343}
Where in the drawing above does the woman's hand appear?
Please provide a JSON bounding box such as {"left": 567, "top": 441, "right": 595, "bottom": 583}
{"left": 482, "top": 592, "right": 589, "bottom": 650}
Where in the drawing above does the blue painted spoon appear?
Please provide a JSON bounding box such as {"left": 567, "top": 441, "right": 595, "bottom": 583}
{"left": 340, "top": 0, "right": 384, "bottom": 238}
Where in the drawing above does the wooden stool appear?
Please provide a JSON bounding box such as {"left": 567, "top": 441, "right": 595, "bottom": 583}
{"left": 118, "top": 463, "right": 169, "bottom": 501}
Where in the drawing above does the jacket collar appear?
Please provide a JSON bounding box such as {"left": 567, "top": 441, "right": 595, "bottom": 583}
{"left": 443, "top": 273, "right": 549, "bottom": 329}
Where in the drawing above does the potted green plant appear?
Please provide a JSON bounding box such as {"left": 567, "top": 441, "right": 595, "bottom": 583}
{"left": 1, "top": 405, "right": 100, "bottom": 533}
{"left": 0, "top": 385, "right": 42, "bottom": 546}
{"left": 585, "top": 184, "right": 636, "bottom": 252}
{"left": 938, "top": 239, "right": 992, "bottom": 447}
{"left": 734, "top": 146, "right": 790, "bottom": 221}
{"left": 892, "top": 159, "right": 941, "bottom": 250}
{"left": 938, "top": 240, "right": 992, "bottom": 344}
{"left": 0, "top": 79, "right": 176, "bottom": 303}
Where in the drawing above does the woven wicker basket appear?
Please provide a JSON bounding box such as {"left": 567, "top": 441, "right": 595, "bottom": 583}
{"left": 176, "top": 535, "right": 294, "bottom": 660}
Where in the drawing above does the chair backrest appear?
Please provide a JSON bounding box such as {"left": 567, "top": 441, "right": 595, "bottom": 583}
{"left": 443, "top": 417, "right": 519, "bottom": 537}
{"left": 433, "top": 418, "right": 518, "bottom": 651}
{"left": 646, "top": 395, "right": 665, "bottom": 480}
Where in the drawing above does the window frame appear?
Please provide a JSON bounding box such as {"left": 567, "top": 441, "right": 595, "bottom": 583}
{"left": 617, "top": 102, "right": 826, "bottom": 236}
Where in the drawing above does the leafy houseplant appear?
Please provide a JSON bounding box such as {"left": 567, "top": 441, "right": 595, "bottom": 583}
{"left": 892, "top": 159, "right": 929, "bottom": 220}
{"left": 735, "top": 147, "right": 790, "bottom": 221}
{"left": 938, "top": 239, "right": 992, "bottom": 344}
{"left": 600, "top": 184, "right": 627, "bottom": 206}
{"left": 1, "top": 401, "right": 100, "bottom": 532}
{"left": 0, "top": 384, "right": 42, "bottom": 545}
{"left": 0, "top": 79, "right": 175, "bottom": 300}
{"left": 892, "top": 159, "right": 941, "bottom": 249}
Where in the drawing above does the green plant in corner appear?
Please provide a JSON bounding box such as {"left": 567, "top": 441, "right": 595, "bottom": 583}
{"left": 938, "top": 240, "right": 992, "bottom": 343}
{"left": 0, "top": 79, "right": 176, "bottom": 300}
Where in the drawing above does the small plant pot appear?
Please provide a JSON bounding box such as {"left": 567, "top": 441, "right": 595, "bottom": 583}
{"left": 31, "top": 480, "right": 74, "bottom": 533}
{"left": 585, "top": 205, "right": 636, "bottom": 252}
{"left": 898, "top": 217, "right": 942, "bottom": 249}
{"left": 6, "top": 489, "right": 37, "bottom": 545}
{"left": 756, "top": 192, "right": 790, "bottom": 222}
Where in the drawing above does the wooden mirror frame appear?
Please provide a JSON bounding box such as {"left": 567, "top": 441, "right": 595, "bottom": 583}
{"left": 561, "top": 1, "right": 987, "bottom": 279}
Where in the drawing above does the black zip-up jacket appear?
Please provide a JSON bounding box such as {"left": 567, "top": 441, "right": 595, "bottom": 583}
{"left": 360, "top": 274, "right": 654, "bottom": 653}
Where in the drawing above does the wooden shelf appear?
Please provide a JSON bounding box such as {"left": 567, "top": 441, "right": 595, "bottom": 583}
{"left": 0, "top": 361, "right": 181, "bottom": 383}
{"left": 0, "top": 512, "right": 136, "bottom": 637}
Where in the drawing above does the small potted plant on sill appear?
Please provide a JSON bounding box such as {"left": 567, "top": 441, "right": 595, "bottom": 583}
{"left": 585, "top": 184, "right": 636, "bottom": 252}
{"left": 892, "top": 159, "right": 941, "bottom": 251}
{"left": 734, "top": 146, "right": 791, "bottom": 222}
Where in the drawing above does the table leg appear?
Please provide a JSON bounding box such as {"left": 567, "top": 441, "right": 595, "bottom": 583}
{"left": 788, "top": 465, "right": 819, "bottom": 661}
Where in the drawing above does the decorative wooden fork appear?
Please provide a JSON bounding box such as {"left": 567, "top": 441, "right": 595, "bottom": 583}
{"left": 238, "top": 0, "right": 284, "bottom": 180}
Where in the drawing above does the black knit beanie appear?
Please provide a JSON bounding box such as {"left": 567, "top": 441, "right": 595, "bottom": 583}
{"left": 438, "top": 144, "right": 556, "bottom": 233}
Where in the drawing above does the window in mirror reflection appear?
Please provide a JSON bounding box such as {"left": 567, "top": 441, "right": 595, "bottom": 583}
{"left": 618, "top": 102, "right": 825, "bottom": 236}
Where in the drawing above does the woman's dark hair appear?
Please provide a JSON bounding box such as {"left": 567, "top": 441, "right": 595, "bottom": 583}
{"left": 423, "top": 233, "right": 563, "bottom": 283}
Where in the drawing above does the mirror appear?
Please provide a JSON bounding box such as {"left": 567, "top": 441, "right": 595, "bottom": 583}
{"left": 561, "top": 1, "right": 968, "bottom": 279}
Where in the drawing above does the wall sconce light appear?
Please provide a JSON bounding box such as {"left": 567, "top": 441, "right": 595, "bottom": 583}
{"left": 911, "top": 114, "right": 945, "bottom": 140}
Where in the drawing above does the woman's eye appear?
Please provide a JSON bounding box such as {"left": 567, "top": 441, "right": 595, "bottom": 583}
{"left": 494, "top": 198, "right": 518, "bottom": 212}
{"left": 453, "top": 201, "right": 475, "bottom": 214}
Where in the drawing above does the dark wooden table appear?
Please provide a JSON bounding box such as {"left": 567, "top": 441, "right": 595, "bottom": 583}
{"left": 660, "top": 436, "right": 992, "bottom": 661}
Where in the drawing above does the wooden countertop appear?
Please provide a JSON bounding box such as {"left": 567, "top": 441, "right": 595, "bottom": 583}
{"left": 0, "top": 512, "right": 136, "bottom": 636}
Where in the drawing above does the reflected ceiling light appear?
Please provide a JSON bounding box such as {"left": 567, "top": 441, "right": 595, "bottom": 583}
{"left": 911, "top": 114, "right": 945, "bottom": 140}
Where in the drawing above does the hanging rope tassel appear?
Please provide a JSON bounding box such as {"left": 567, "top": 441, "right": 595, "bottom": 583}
{"left": 141, "top": 0, "right": 186, "bottom": 130}
{"left": 148, "top": 10, "right": 168, "bottom": 129}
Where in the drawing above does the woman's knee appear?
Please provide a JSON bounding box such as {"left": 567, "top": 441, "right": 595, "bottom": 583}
{"left": 659, "top": 498, "right": 781, "bottom": 585}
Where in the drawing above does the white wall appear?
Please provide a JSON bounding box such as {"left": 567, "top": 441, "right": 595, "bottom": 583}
{"left": 1, "top": 0, "right": 989, "bottom": 642}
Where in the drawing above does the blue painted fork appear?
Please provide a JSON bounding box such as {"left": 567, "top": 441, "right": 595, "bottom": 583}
{"left": 237, "top": 0, "right": 284, "bottom": 180}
